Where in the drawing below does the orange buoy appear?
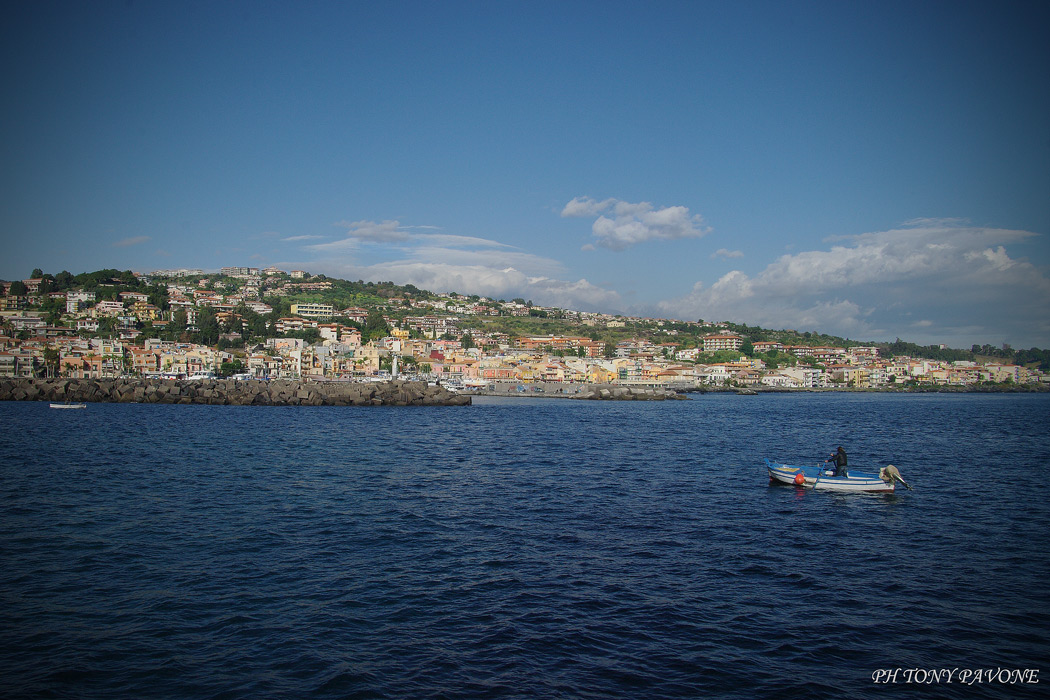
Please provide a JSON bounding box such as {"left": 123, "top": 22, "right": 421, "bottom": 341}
{"left": 794, "top": 472, "right": 806, "bottom": 485}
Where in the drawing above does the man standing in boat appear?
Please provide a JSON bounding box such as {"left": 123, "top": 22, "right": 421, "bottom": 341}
{"left": 826, "top": 446, "right": 848, "bottom": 477}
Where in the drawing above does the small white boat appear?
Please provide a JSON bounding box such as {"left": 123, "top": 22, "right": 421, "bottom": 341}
{"left": 50, "top": 402, "right": 86, "bottom": 409}
{"left": 765, "top": 459, "right": 908, "bottom": 493}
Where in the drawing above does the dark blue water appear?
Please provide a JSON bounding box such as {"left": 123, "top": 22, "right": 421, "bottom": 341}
{"left": 1, "top": 393, "right": 1047, "bottom": 699}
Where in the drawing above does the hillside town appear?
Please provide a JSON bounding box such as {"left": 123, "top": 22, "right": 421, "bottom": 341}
{"left": 1, "top": 267, "right": 1046, "bottom": 392}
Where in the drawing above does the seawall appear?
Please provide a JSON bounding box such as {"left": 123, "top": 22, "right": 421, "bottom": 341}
{"left": 472, "top": 381, "right": 685, "bottom": 400}
{"left": 0, "top": 378, "right": 471, "bottom": 407}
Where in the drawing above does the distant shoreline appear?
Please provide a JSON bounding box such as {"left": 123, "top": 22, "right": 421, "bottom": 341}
{"left": 468, "top": 381, "right": 1048, "bottom": 397}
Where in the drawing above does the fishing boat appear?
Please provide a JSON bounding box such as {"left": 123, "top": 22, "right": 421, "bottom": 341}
{"left": 50, "top": 402, "right": 86, "bottom": 409}
{"left": 765, "top": 458, "right": 908, "bottom": 493}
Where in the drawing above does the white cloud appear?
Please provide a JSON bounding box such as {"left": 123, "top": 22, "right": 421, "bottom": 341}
{"left": 657, "top": 219, "right": 1050, "bottom": 347}
{"left": 561, "top": 196, "right": 615, "bottom": 218}
{"left": 308, "top": 260, "right": 621, "bottom": 310}
{"left": 307, "top": 237, "right": 362, "bottom": 255}
{"left": 281, "top": 235, "right": 326, "bottom": 242}
{"left": 712, "top": 248, "right": 744, "bottom": 259}
{"left": 562, "top": 197, "right": 710, "bottom": 251}
{"left": 410, "top": 234, "right": 515, "bottom": 251}
{"left": 113, "top": 235, "right": 150, "bottom": 247}
{"left": 294, "top": 218, "right": 620, "bottom": 311}
{"left": 334, "top": 219, "right": 411, "bottom": 242}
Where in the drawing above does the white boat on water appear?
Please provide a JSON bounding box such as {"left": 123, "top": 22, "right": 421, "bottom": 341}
{"left": 765, "top": 459, "right": 909, "bottom": 493}
{"left": 50, "top": 402, "right": 86, "bottom": 409}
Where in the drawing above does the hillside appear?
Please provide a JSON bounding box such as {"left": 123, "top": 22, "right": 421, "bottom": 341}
{"left": 4, "top": 266, "right": 1049, "bottom": 371}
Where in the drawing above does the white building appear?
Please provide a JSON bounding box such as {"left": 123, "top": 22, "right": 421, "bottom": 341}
{"left": 778, "top": 366, "right": 826, "bottom": 388}
{"left": 702, "top": 334, "right": 744, "bottom": 353}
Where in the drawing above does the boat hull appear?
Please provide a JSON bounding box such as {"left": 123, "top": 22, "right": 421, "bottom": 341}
{"left": 50, "top": 402, "right": 86, "bottom": 409}
{"left": 765, "top": 459, "right": 894, "bottom": 493}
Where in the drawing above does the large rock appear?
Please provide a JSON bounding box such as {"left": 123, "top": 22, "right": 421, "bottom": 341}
{"left": 569, "top": 383, "right": 683, "bottom": 401}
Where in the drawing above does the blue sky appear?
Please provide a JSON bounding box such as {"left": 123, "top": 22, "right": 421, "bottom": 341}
{"left": 3, "top": 1, "right": 1048, "bottom": 348}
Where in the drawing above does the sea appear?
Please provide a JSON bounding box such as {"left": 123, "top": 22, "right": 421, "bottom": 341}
{"left": 1, "top": 392, "right": 1047, "bottom": 699}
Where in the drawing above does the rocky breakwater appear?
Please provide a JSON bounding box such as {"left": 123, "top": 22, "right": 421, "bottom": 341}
{"left": 0, "top": 378, "right": 471, "bottom": 407}
{"left": 571, "top": 384, "right": 685, "bottom": 401}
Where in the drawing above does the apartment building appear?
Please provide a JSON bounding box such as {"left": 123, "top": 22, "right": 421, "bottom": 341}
{"left": 753, "top": 341, "right": 783, "bottom": 354}
{"left": 289, "top": 303, "right": 334, "bottom": 320}
{"left": 702, "top": 334, "right": 744, "bottom": 353}
{"left": 94, "top": 301, "right": 125, "bottom": 317}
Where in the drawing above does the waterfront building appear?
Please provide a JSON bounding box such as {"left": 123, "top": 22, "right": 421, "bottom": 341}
{"left": 0, "top": 350, "right": 33, "bottom": 378}
{"left": 986, "top": 364, "right": 1024, "bottom": 384}
{"left": 779, "top": 366, "right": 826, "bottom": 388}
{"left": 761, "top": 372, "right": 801, "bottom": 388}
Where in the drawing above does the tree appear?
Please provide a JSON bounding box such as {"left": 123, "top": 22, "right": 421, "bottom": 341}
{"left": 219, "top": 359, "right": 244, "bottom": 377}
{"left": 248, "top": 314, "right": 268, "bottom": 340}
{"left": 197, "top": 307, "right": 220, "bottom": 345}
{"left": 9, "top": 280, "right": 27, "bottom": 296}
{"left": 363, "top": 310, "right": 390, "bottom": 342}
{"left": 147, "top": 285, "right": 168, "bottom": 310}
{"left": 168, "top": 309, "right": 188, "bottom": 338}
{"left": 43, "top": 346, "right": 60, "bottom": 378}
{"left": 31, "top": 268, "right": 44, "bottom": 279}
{"left": 97, "top": 316, "right": 117, "bottom": 336}
{"left": 287, "top": 328, "right": 321, "bottom": 344}
{"left": 54, "top": 270, "right": 75, "bottom": 289}
{"left": 461, "top": 333, "right": 475, "bottom": 350}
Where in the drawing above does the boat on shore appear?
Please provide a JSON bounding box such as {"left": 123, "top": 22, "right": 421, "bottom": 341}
{"left": 765, "top": 458, "right": 907, "bottom": 493}
{"left": 50, "top": 402, "right": 86, "bottom": 409}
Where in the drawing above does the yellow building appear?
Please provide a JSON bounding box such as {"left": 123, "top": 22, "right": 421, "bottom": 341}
{"left": 289, "top": 303, "right": 334, "bottom": 320}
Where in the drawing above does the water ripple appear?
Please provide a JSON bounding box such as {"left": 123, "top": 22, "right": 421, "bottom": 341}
{"left": 1, "top": 394, "right": 1047, "bottom": 699}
